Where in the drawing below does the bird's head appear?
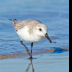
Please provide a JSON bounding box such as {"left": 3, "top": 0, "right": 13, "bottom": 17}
{"left": 35, "top": 24, "right": 52, "bottom": 43}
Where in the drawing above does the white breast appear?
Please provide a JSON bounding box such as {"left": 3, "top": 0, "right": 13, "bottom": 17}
{"left": 16, "top": 26, "right": 43, "bottom": 42}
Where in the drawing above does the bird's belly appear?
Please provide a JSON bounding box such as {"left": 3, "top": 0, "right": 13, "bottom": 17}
{"left": 18, "top": 33, "right": 42, "bottom": 42}
{"left": 24, "top": 37, "right": 42, "bottom": 42}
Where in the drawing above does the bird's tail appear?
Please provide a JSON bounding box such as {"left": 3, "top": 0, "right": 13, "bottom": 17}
{"left": 9, "top": 19, "right": 20, "bottom": 24}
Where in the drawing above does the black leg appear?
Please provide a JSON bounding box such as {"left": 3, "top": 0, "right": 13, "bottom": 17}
{"left": 31, "top": 42, "right": 33, "bottom": 54}
{"left": 20, "top": 41, "right": 32, "bottom": 57}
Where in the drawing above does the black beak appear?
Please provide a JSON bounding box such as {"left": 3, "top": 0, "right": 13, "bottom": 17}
{"left": 45, "top": 33, "right": 52, "bottom": 43}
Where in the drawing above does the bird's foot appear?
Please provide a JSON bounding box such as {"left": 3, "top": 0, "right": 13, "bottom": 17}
{"left": 29, "top": 56, "right": 33, "bottom": 59}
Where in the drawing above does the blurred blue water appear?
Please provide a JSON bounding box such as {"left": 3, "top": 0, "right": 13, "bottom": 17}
{"left": 0, "top": 0, "right": 69, "bottom": 55}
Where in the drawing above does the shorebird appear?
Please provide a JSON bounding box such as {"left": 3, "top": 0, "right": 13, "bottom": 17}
{"left": 9, "top": 19, "right": 52, "bottom": 59}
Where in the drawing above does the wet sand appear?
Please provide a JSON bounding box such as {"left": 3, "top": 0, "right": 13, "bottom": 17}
{"left": 0, "top": 47, "right": 69, "bottom": 60}
{"left": 0, "top": 51, "right": 69, "bottom": 72}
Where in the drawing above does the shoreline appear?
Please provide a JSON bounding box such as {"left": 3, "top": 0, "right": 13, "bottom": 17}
{"left": 0, "top": 47, "right": 69, "bottom": 60}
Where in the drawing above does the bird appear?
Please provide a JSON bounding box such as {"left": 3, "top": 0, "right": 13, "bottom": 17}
{"left": 9, "top": 19, "right": 52, "bottom": 59}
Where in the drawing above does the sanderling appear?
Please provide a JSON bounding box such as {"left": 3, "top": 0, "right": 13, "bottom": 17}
{"left": 9, "top": 19, "right": 52, "bottom": 59}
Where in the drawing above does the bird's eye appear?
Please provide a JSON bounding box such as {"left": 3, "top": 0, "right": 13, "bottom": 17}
{"left": 39, "top": 28, "right": 42, "bottom": 31}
